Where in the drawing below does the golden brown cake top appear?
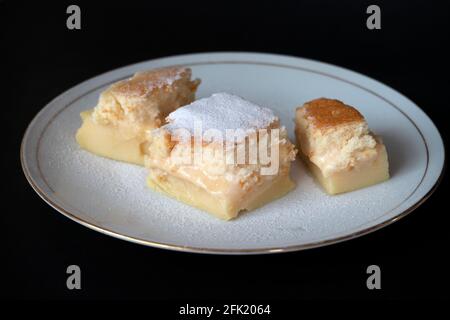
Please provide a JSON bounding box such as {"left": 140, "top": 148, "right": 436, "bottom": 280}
{"left": 112, "top": 66, "right": 192, "bottom": 97}
{"left": 299, "top": 98, "right": 364, "bottom": 128}
{"left": 92, "top": 66, "right": 199, "bottom": 128}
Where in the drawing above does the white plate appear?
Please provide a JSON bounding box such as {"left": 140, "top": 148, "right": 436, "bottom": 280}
{"left": 21, "top": 52, "right": 445, "bottom": 254}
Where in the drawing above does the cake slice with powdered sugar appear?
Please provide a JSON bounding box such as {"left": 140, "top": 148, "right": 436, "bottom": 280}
{"left": 144, "top": 92, "right": 297, "bottom": 220}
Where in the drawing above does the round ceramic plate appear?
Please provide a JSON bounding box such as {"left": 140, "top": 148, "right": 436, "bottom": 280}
{"left": 21, "top": 52, "right": 445, "bottom": 254}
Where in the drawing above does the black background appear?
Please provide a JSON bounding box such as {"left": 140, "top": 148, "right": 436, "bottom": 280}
{"left": 2, "top": 0, "right": 449, "bottom": 304}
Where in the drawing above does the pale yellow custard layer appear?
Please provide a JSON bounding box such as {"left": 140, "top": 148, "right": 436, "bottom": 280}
{"left": 76, "top": 110, "right": 146, "bottom": 165}
{"left": 301, "top": 143, "right": 389, "bottom": 195}
{"left": 147, "top": 168, "right": 294, "bottom": 220}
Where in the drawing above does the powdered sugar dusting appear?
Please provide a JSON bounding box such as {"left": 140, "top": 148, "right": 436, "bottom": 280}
{"left": 134, "top": 67, "right": 184, "bottom": 90}
{"left": 164, "top": 93, "right": 278, "bottom": 140}
{"left": 114, "top": 66, "right": 187, "bottom": 97}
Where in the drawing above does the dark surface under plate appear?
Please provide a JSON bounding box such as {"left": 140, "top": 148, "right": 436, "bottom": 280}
{"left": 2, "top": 0, "right": 449, "bottom": 302}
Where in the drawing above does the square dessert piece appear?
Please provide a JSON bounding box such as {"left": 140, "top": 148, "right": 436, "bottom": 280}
{"left": 76, "top": 66, "right": 200, "bottom": 165}
{"left": 145, "top": 93, "right": 297, "bottom": 220}
{"left": 295, "top": 98, "right": 389, "bottom": 195}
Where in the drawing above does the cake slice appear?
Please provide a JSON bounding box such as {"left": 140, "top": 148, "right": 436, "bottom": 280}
{"left": 145, "top": 93, "right": 297, "bottom": 220}
{"left": 76, "top": 66, "right": 200, "bottom": 165}
{"left": 295, "top": 98, "right": 389, "bottom": 195}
